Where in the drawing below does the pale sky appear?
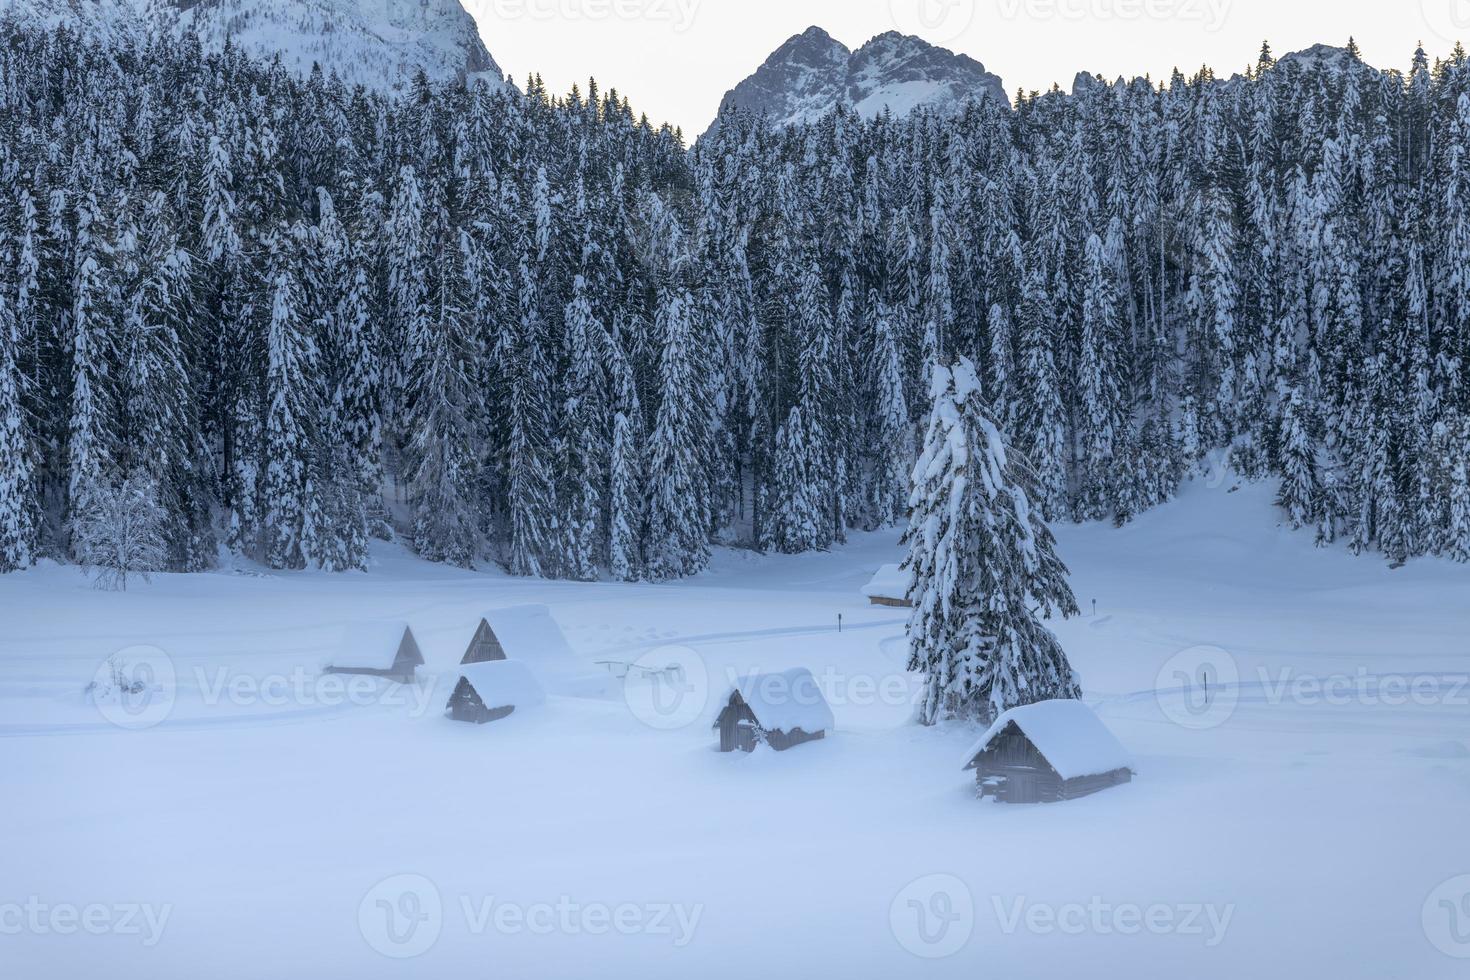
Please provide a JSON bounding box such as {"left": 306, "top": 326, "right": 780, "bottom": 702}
{"left": 464, "top": 0, "right": 1468, "bottom": 135}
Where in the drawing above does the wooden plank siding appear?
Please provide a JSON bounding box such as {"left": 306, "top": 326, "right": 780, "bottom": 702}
{"left": 445, "top": 677, "right": 516, "bottom": 725}
{"left": 461, "top": 620, "right": 509, "bottom": 665}
{"left": 714, "top": 693, "right": 828, "bottom": 753}
{"left": 972, "top": 721, "right": 1132, "bottom": 804}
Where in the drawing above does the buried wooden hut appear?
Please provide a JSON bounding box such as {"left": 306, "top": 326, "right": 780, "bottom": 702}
{"left": 460, "top": 618, "right": 508, "bottom": 665}
{"left": 445, "top": 660, "right": 546, "bottom": 724}
{"left": 861, "top": 564, "right": 914, "bottom": 608}
{"left": 714, "top": 668, "right": 835, "bottom": 753}
{"left": 323, "top": 622, "right": 425, "bottom": 684}
{"left": 461, "top": 606, "right": 574, "bottom": 667}
{"left": 960, "top": 699, "right": 1134, "bottom": 804}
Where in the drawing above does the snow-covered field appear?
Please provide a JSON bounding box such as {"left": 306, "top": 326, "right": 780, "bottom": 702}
{"left": 3, "top": 480, "right": 1469, "bottom": 978}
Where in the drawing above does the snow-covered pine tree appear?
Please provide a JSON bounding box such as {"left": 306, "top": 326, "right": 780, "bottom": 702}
{"left": 768, "top": 256, "right": 833, "bottom": 553}
{"left": 608, "top": 350, "right": 645, "bottom": 582}
{"left": 1449, "top": 430, "right": 1470, "bottom": 564}
{"left": 905, "top": 357, "right": 1081, "bottom": 726}
{"left": 404, "top": 227, "right": 479, "bottom": 567}
{"left": 770, "top": 403, "right": 826, "bottom": 553}
{"left": 644, "top": 284, "right": 710, "bottom": 581}
{"left": 261, "top": 226, "right": 319, "bottom": 570}
{"left": 121, "top": 191, "right": 213, "bottom": 570}
{"left": 0, "top": 288, "right": 35, "bottom": 571}
{"left": 868, "top": 297, "right": 912, "bottom": 528}
{"left": 1076, "top": 233, "right": 1124, "bottom": 522}
{"left": 332, "top": 243, "right": 383, "bottom": 508}
{"left": 1277, "top": 386, "right": 1319, "bottom": 529}
{"left": 67, "top": 199, "right": 117, "bottom": 552}
{"left": 557, "top": 274, "right": 605, "bottom": 581}
{"left": 1014, "top": 265, "right": 1069, "bottom": 521}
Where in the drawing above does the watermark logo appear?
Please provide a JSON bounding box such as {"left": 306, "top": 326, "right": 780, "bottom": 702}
{"left": 890, "top": 0, "right": 977, "bottom": 43}
{"left": 622, "top": 645, "right": 709, "bottom": 730}
{"left": 1422, "top": 1, "right": 1470, "bottom": 46}
{"left": 357, "top": 875, "right": 702, "bottom": 956}
{"left": 1424, "top": 875, "right": 1470, "bottom": 959}
{"left": 89, "top": 646, "right": 176, "bottom": 731}
{"left": 1155, "top": 645, "right": 1239, "bottom": 730}
{"left": 194, "top": 666, "right": 440, "bottom": 717}
{"left": 890, "top": 874, "right": 974, "bottom": 958}
{"left": 359, "top": 874, "right": 443, "bottom": 959}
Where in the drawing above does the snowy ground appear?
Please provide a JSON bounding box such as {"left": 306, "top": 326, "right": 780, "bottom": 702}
{"left": 3, "top": 479, "right": 1469, "bottom": 978}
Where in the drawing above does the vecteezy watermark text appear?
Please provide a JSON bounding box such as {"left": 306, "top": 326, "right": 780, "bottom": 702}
{"left": 995, "top": 0, "right": 1231, "bottom": 31}
{"left": 992, "top": 895, "right": 1234, "bottom": 946}
{"left": 0, "top": 898, "right": 172, "bottom": 947}
{"left": 194, "top": 666, "right": 439, "bottom": 716}
{"left": 488, "top": 0, "right": 701, "bottom": 32}
{"left": 358, "top": 874, "right": 703, "bottom": 958}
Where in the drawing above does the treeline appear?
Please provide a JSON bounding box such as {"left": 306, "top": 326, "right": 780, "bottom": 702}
{"left": 0, "top": 24, "right": 1467, "bottom": 582}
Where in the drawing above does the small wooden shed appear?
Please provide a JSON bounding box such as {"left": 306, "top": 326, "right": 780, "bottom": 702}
{"left": 460, "top": 618, "right": 509, "bottom": 665}
{"left": 862, "top": 564, "right": 914, "bottom": 608}
{"left": 445, "top": 660, "right": 546, "bottom": 724}
{"left": 323, "top": 622, "right": 424, "bottom": 684}
{"left": 461, "top": 606, "right": 574, "bottom": 668}
{"left": 961, "top": 700, "right": 1133, "bottom": 805}
{"left": 714, "top": 668, "right": 835, "bottom": 753}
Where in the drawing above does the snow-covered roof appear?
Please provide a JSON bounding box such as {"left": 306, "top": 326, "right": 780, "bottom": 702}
{"left": 457, "top": 660, "right": 546, "bottom": 710}
{"left": 333, "top": 620, "right": 418, "bottom": 670}
{"left": 722, "top": 668, "right": 835, "bottom": 734}
{"left": 962, "top": 700, "right": 1132, "bottom": 780}
{"left": 862, "top": 563, "right": 913, "bottom": 599}
{"left": 481, "top": 605, "right": 575, "bottom": 665}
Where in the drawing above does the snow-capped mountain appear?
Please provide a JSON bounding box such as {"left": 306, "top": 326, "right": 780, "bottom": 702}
{"left": 0, "top": 0, "right": 505, "bottom": 92}
{"left": 704, "top": 26, "right": 1007, "bottom": 138}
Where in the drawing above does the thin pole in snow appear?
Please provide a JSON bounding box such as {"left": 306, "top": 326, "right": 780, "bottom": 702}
{"left": 838, "top": 614, "right": 843, "bottom": 634}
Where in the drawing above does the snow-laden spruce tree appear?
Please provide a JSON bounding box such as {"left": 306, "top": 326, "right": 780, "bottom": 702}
{"left": 262, "top": 226, "right": 318, "bottom": 570}
{"left": 644, "top": 284, "right": 710, "bottom": 581}
{"left": 0, "top": 289, "right": 35, "bottom": 571}
{"left": 607, "top": 352, "right": 645, "bottom": 582}
{"left": 868, "top": 297, "right": 912, "bottom": 528}
{"left": 1277, "top": 386, "right": 1319, "bottom": 530}
{"left": 905, "top": 357, "right": 1081, "bottom": 726}
{"left": 1450, "top": 457, "right": 1470, "bottom": 565}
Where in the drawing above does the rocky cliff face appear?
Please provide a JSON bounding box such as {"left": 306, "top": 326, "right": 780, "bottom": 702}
{"left": 705, "top": 26, "right": 1006, "bottom": 138}
{"left": 0, "top": 0, "right": 506, "bottom": 92}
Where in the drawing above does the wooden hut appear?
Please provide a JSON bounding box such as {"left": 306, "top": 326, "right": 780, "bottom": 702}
{"left": 862, "top": 564, "right": 913, "bottom": 608}
{"left": 713, "top": 668, "right": 835, "bottom": 753}
{"left": 445, "top": 660, "right": 546, "bottom": 724}
{"left": 461, "top": 606, "right": 573, "bottom": 668}
{"left": 460, "top": 618, "right": 509, "bottom": 665}
{"left": 323, "top": 622, "right": 424, "bottom": 684}
{"left": 960, "top": 700, "right": 1133, "bottom": 804}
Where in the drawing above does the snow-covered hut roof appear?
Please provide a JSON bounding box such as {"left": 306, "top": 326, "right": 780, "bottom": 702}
{"left": 722, "top": 668, "right": 835, "bottom": 734}
{"left": 961, "top": 700, "right": 1132, "bottom": 780}
{"left": 481, "top": 605, "right": 575, "bottom": 665}
{"left": 457, "top": 660, "right": 546, "bottom": 710}
{"left": 333, "top": 620, "right": 421, "bottom": 671}
{"left": 862, "top": 563, "right": 913, "bottom": 600}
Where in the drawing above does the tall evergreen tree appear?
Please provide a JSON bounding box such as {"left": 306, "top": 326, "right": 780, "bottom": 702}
{"left": 905, "top": 358, "right": 1081, "bottom": 726}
